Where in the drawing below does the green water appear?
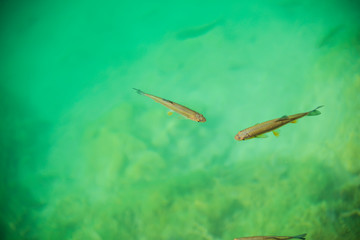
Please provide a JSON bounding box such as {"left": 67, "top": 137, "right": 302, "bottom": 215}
{"left": 1, "top": 0, "right": 360, "bottom": 239}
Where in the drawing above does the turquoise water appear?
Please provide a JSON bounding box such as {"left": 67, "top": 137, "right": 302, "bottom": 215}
{"left": 1, "top": 0, "right": 360, "bottom": 239}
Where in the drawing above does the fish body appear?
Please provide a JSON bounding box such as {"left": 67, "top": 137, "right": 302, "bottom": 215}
{"left": 133, "top": 88, "right": 206, "bottom": 122}
{"left": 234, "top": 233, "right": 307, "bottom": 240}
{"left": 235, "top": 106, "right": 323, "bottom": 141}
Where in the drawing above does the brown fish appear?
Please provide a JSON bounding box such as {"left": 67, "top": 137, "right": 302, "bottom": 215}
{"left": 235, "top": 106, "right": 323, "bottom": 141}
{"left": 133, "top": 88, "right": 206, "bottom": 122}
{"left": 234, "top": 233, "right": 307, "bottom": 240}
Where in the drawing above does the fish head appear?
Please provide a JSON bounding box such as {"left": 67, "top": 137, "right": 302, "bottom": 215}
{"left": 234, "top": 131, "right": 246, "bottom": 141}
{"left": 195, "top": 113, "right": 206, "bottom": 122}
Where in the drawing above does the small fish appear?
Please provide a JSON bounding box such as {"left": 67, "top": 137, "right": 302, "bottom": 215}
{"left": 317, "top": 25, "right": 343, "bottom": 48}
{"left": 234, "top": 233, "right": 307, "bottom": 240}
{"left": 133, "top": 88, "right": 206, "bottom": 122}
{"left": 235, "top": 106, "right": 323, "bottom": 141}
{"left": 176, "top": 19, "right": 222, "bottom": 40}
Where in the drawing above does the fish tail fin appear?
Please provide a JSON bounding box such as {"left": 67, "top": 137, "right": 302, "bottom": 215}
{"left": 292, "top": 233, "right": 307, "bottom": 239}
{"left": 133, "top": 88, "right": 145, "bottom": 96}
{"left": 307, "top": 105, "right": 324, "bottom": 116}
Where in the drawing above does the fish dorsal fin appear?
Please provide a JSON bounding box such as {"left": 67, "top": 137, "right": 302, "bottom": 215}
{"left": 276, "top": 115, "right": 289, "bottom": 121}
{"left": 163, "top": 98, "right": 174, "bottom": 104}
{"left": 293, "top": 233, "right": 307, "bottom": 240}
{"left": 273, "top": 130, "right": 280, "bottom": 137}
{"left": 255, "top": 134, "right": 268, "bottom": 138}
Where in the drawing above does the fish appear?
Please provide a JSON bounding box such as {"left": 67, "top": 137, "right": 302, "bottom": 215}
{"left": 234, "top": 233, "right": 307, "bottom": 240}
{"left": 317, "top": 25, "right": 343, "bottom": 48}
{"left": 176, "top": 19, "right": 222, "bottom": 40}
{"left": 133, "top": 88, "right": 206, "bottom": 122}
{"left": 235, "top": 106, "right": 323, "bottom": 141}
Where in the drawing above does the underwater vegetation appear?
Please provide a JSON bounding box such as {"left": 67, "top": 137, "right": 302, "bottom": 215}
{"left": 1, "top": 1, "right": 360, "bottom": 240}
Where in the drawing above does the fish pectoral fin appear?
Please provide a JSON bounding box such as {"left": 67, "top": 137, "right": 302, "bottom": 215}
{"left": 255, "top": 134, "right": 268, "bottom": 138}
{"left": 290, "top": 120, "right": 297, "bottom": 123}
{"left": 167, "top": 111, "right": 174, "bottom": 116}
{"left": 272, "top": 130, "right": 280, "bottom": 137}
{"left": 276, "top": 115, "right": 289, "bottom": 121}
